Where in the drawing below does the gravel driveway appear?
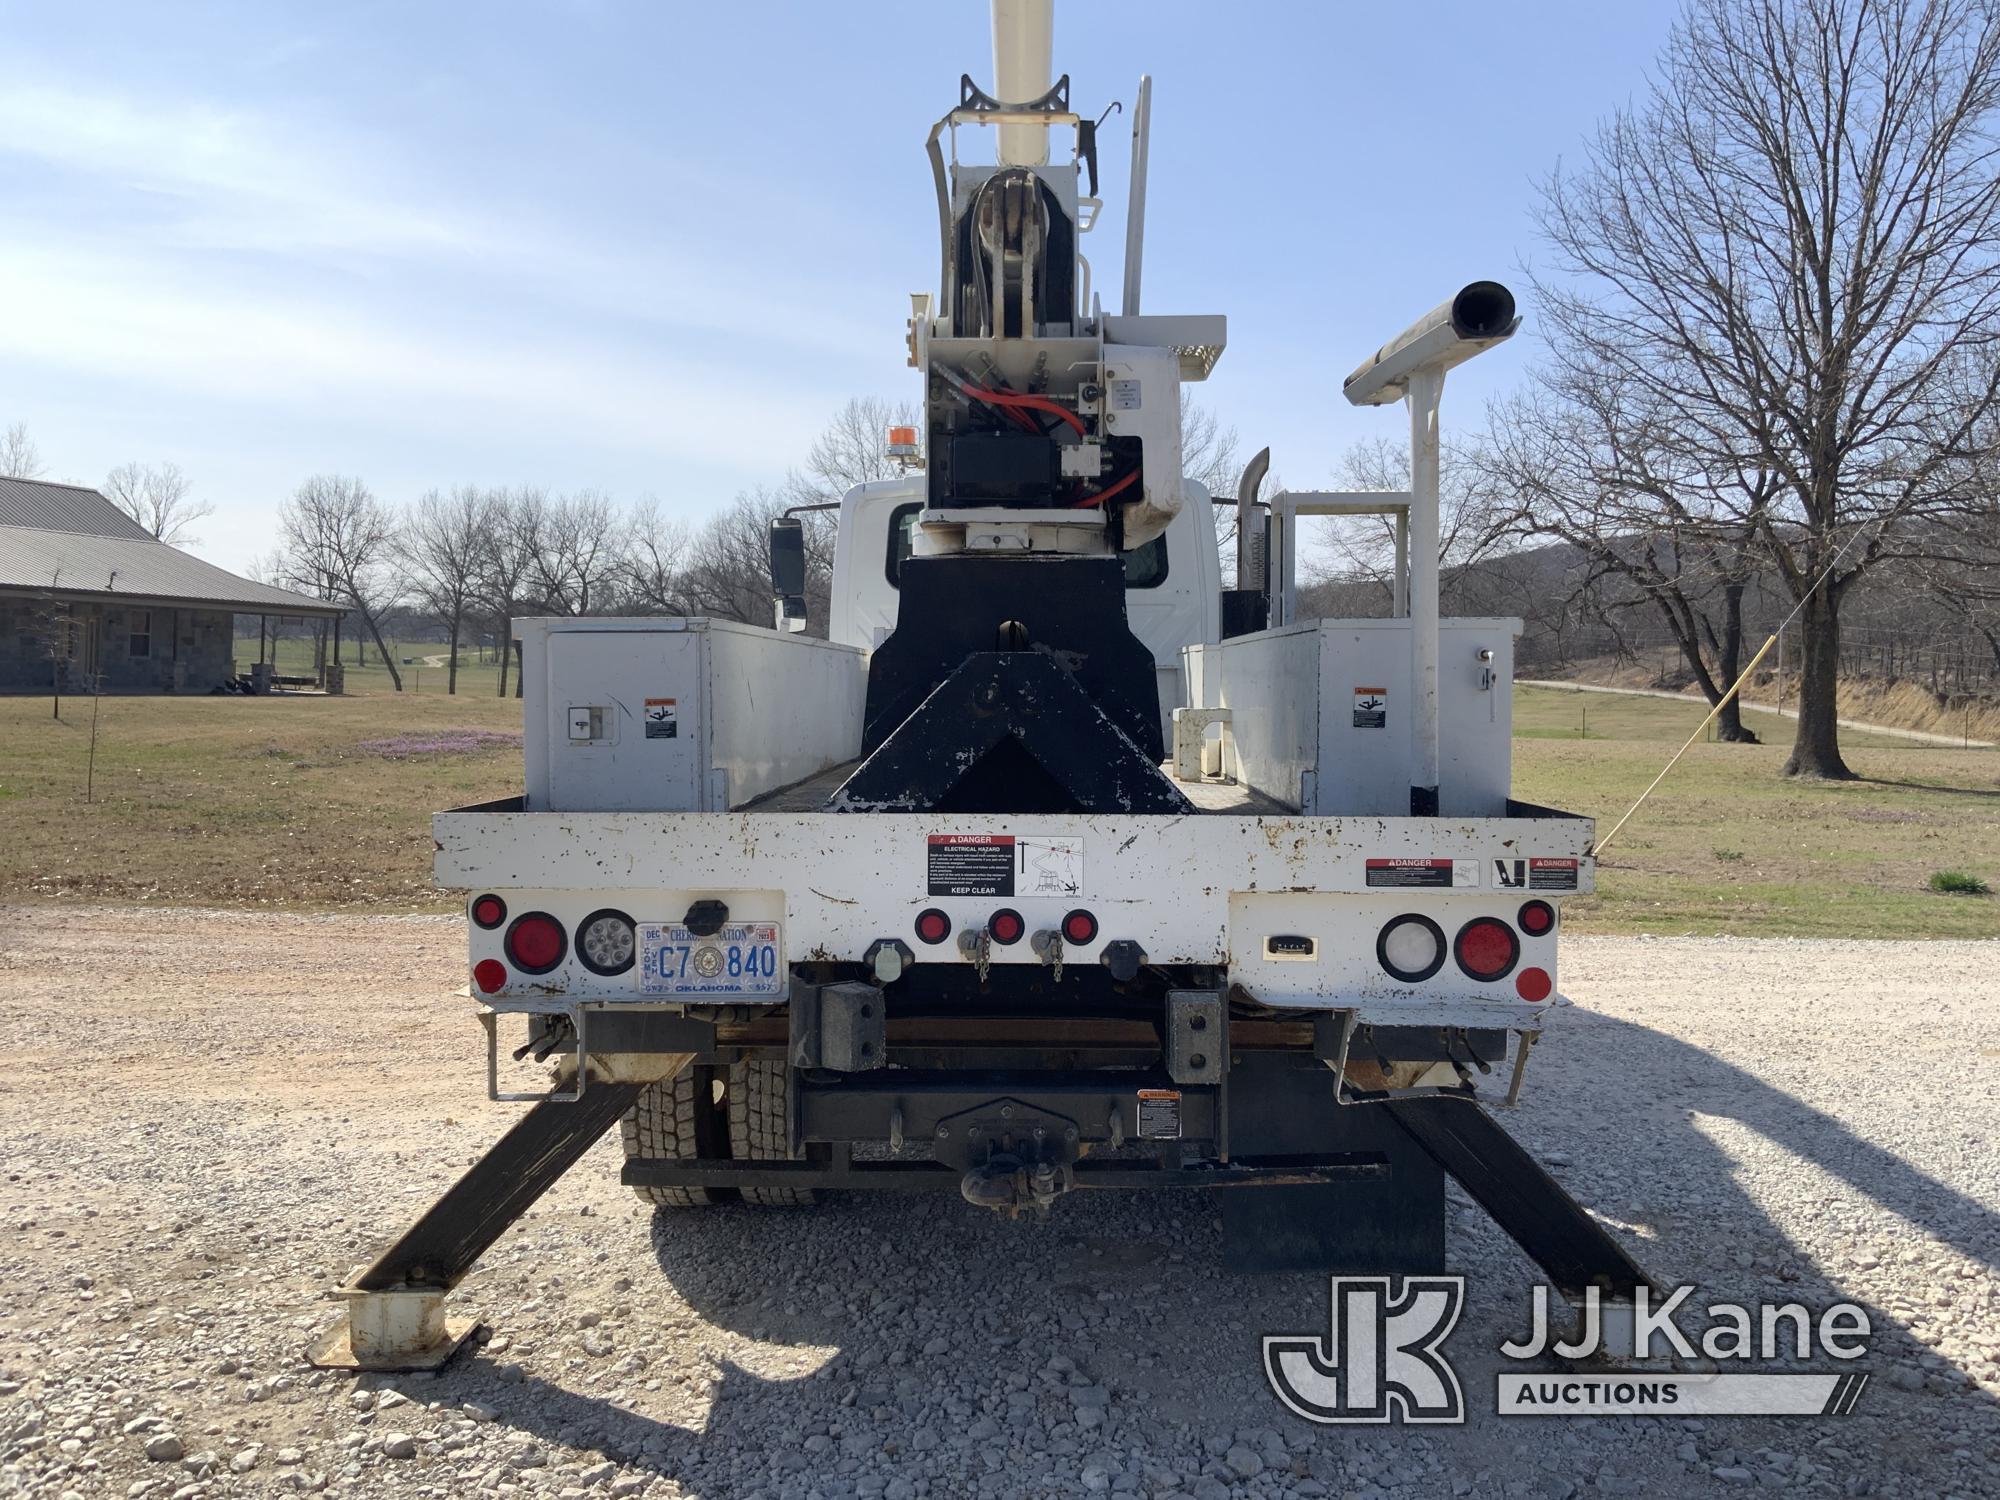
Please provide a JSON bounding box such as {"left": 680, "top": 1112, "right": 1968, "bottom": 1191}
{"left": 0, "top": 908, "right": 1995, "bottom": 1500}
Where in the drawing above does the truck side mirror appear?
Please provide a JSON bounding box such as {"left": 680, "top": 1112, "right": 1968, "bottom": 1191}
{"left": 768, "top": 517, "right": 807, "bottom": 633}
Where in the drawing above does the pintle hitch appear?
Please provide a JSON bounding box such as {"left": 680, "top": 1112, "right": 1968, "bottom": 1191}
{"left": 934, "top": 1096, "right": 1081, "bottom": 1217}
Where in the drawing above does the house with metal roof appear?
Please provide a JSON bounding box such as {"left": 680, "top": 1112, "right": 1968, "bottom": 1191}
{"left": 0, "top": 475, "right": 342, "bottom": 693}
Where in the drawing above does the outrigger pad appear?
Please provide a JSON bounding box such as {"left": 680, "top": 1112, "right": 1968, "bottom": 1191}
{"left": 830, "top": 651, "right": 1194, "bottom": 815}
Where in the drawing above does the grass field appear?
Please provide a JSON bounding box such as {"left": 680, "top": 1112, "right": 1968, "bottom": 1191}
{"left": 1, "top": 682, "right": 1994, "bottom": 935}
{"left": 1514, "top": 685, "right": 1999, "bottom": 937}
{"left": 235, "top": 634, "right": 508, "bottom": 696}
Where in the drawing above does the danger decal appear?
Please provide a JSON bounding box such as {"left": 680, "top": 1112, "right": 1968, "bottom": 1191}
{"left": 1365, "top": 858, "right": 1481, "bottom": 890}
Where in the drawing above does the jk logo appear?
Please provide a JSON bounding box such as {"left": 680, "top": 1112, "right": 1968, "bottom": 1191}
{"left": 1263, "top": 1276, "right": 1466, "bottom": 1424}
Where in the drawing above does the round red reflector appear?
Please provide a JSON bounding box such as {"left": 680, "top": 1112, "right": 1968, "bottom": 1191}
{"left": 472, "top": 959, "right": 507, "bottom": 994}
{"left": 471, "top": 895, "right": 506, "bottom": 929}
{"left": 505, "top": 912, "right": 567, "bottom": 974}
{"left": 1516, "top": 966, "right": 1553, "bottom": 1002}
{"left": 914, "top": 908, "right": 951, "bottom": 945}
{"left": 1453, "top": 918, "right": 1520, "bottom": 982}
{"left": 988, "top": 908, "right": 1025, "bottom": 945}
{"left": 1518, "top": 900, "right": 1555, "bottom": 937}
{"left": 1062, "top": 909, "right": 1098, "bottom": 945}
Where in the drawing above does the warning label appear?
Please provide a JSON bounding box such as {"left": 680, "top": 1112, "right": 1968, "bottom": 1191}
{"left": 1365, "top": 858, "right": 1481, "bottom": 889}
{"left": 644, "top": 698, "right": 678, "bottom": 739}
{"left": 927, "top": 834, "right": 1014, "bottom": 896}
{"left": 1530, "top": 857, "right": 1580, "bottom": 891}
{"left": 1018, "top": 832, "right": 1084, "bottom": 896}
{"left": 1136, "top": 1089, "right": 1182, "bottom": 1140}
{"left": 1352, "top": 685, "right": 1388, "bottom": 729}
{"left": 925, "top": 833, "right": 1085, "bottom": 897}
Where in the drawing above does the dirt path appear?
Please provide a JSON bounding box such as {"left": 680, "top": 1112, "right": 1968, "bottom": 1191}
{"left": 0, "top": 907, "right": 1995, "bottom": 1499}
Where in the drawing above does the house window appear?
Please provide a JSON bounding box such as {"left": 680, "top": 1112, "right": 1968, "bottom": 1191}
{"left": 128, "top": 610, "right": 152, "bottom": 659}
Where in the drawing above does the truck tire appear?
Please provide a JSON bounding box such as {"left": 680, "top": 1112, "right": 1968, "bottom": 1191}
{"left": 622, "top": 1065, "right": 730, "bottom": 1208}
{"left": 727, "top": 1058, "right": 817, "bottom": 1206}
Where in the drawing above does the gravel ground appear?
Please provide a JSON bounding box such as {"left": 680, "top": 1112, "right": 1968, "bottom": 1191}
{"left": 0, "top": 907, "right": 1996, "bottom": 1500}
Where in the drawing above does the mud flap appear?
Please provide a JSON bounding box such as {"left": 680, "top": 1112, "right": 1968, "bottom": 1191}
{"left": 1221, "top": 1052, "right": 1446, "bottom": 1274}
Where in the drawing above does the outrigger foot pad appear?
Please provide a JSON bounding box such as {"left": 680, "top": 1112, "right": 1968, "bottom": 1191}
{"left": 306, "top": 1079, "right": 648, "bottom": 1372}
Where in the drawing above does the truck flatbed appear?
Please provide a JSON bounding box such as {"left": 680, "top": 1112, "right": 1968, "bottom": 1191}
{"left": 737, "top": 760, "right": 1295, "bottom": 815}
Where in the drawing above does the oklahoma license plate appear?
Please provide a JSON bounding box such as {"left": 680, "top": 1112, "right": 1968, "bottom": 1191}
{"left": 637, "top": 922, "right": 782, "bottom": 997}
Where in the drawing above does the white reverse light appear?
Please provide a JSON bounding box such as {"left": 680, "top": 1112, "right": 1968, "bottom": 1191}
{"left": 577, "top": 910, "right": 637, "bottom": 976}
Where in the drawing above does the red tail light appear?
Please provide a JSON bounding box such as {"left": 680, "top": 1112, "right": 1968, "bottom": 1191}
{"left": 471, "top": 894, "right": 507, "bottom": 929}
{"left": 505, "top": 912, "right": 567, "bottom": 974}
{"left": 1062, "top": 909, "right": 1098, "bottom": 945}
{"left": 1454, "top": 918, "right": 1520, "bottom": 983}
{"left": 1518, "top": 900, "right": 1555, "bottom": 937}
{"left": 1516, "top": 966, "right": 1553, "bottom": 1002}
{"left": 914, "top": 908, "right": 952, "bottom": 945}
{"left": 473, "top": 959, "right": 507, "bottom": 994}
{"left": 988, "top": 908, "right": 1025, "bottom": 945}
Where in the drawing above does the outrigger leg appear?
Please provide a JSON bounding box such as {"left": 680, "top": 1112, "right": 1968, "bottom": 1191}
{"left": 1385, "top": 1095, "right": 1655, "bottom": 1311}
{"left": 307, "top": 1071, "right": 662, "bottom": 1372}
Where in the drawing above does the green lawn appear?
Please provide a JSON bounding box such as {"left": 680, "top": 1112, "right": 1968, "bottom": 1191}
{"left": 0, "top": 688, "right": 522, "bottom": 909}
{"left": 0, "top": 681, "right": 1992, "bottom": 935}
{"left": 1513, "top": 685, "right": 2000, "bottom": 938}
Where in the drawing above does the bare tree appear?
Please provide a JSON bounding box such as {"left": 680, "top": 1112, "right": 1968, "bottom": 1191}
{"left": 785, "top": 396, "right": 921, "bottom": 507}
{"left": 1533, "top": 0, "right": 2000, "bottom": 778}
{"left": 623, "top": 497, "right": 693, "bottom": 614}
{"left": 679, "top": 488, "right": 836, "bottom": 628}
{"left": 1179, "top": 392, "right": 1242, "bottom": 500}
{"left": 406, "top": 486, "right": 495, "bottom": 693}
{"left": 1, "top": 422, "right": 45, "bottom": 480}
{"left": 279, "top": 475, "right": 406, "bottom": 690}
{"left": 102, "top": 461, "right": 213, "bottom": 546}
{"left": 1309, "top": 433, "right": 1507, "bottom": 615}
{"left": 480, "top": 487, "right": 544, "bottom": 698}
{"left": 26, "top": 570, "right": 71, "bottom": 718}
{"left": 1485, "top": 374, "right": 1772, "bottom": 741}
{"left": 525, "top": 489, "right": 624, "bottom": 615}
{"left": 1180, "top": 393, "right": 1245, "bottom": 569}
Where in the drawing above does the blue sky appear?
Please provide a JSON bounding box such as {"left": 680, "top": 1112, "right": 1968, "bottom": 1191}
{"left": 1, "top": 0, "right": 1681, "bottom": 574}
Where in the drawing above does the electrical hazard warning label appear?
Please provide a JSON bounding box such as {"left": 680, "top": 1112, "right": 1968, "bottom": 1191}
{"left": 927, "top": 834, "right": 1014, "bottom": 897}
{"left": 926, "top": 833, "right": 1085, "bottom": 898}
{"left": 1365, "top": 857, "right": 1481, "bottom": 889}
{"left": 1352, "top": 686, "right": 1388, "bottom": 728}
{"left": 1494, "top": 857, "right": 1581, "bottom": 891}
{"left": 1530, "top": 857, "right": 1580, "bottom": 890}
{"left": 644, "top": 698, "right": 678, "bottom": 739}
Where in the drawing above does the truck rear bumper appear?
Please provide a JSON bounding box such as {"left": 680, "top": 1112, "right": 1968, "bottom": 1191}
{"left": 437, "top": 803, "right": 1590, "bottom": 1020}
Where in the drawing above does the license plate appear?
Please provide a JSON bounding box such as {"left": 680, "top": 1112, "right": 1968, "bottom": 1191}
{"left": 637, "top": 922, "right": 782, "bottom": 997}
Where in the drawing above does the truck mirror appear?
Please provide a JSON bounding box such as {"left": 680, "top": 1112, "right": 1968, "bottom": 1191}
{"left": 768, "top": 516, "right": 806, "bottom": 598}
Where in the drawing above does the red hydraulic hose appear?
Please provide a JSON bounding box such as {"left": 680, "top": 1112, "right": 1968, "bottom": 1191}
{"left": 965, "top": 383, "right": 1088, "bottom": 436}
{"left": 1073, "top": 468, "right": 1139, "bottom": 508}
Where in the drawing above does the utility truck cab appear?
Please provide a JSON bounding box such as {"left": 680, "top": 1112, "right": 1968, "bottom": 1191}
{"left": 311, "top": 0, "right": 1654, "bottom": 1379}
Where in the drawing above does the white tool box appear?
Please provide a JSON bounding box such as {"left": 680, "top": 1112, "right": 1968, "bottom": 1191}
{"left": 518, "top": 617, "right": 867, "bottom": 813}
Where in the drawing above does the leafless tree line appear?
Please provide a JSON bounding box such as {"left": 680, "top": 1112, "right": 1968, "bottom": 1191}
{"left": 257, "top": 398, "right": 920, "bottom": 694}
{"left": 1300, "top": 0, "right": 2000, "bottom": 778}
